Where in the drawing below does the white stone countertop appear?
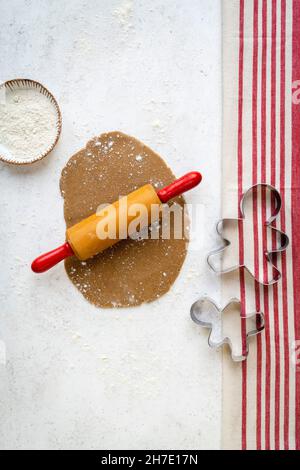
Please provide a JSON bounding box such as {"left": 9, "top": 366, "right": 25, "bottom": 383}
{"left": 0, "top": 0, "right": 222, "bottom": 450}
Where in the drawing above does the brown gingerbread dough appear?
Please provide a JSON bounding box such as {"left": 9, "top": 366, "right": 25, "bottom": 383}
{"left": 60, "top": 132, "right": 188, "bottom": 308}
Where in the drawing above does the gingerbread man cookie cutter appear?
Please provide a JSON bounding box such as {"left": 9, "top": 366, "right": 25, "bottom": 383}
{"left": 190, "top": 297, "right": 265, "bottom": 362}
{"left": 207, "top": 183, "right": 289, "bottom": 286}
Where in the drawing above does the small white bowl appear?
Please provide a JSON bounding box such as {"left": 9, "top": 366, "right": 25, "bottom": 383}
{"left": 0, "top": 78, "right": 62, "bottom": 165}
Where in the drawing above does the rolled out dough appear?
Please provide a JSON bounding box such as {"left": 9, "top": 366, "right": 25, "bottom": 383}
{"left": 60, "top": 131, "right": 188, "bottom": 308}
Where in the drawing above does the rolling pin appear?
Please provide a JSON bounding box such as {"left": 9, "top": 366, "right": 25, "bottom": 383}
{"left": 31, "top": 171, "right": 202, "bottom": 273}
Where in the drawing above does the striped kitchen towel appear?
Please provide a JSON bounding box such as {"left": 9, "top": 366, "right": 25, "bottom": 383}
{"left": 222, "top": 0, "right": 300, "bottom": 449}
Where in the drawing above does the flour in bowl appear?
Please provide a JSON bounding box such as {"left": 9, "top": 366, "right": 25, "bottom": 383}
{"left": 0, "top": 86, "right": 60, "bottom": 162}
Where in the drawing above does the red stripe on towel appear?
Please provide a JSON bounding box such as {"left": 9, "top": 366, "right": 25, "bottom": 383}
{"left": 279, "top": 0, "right": 290, "bottom": 450}
{"left": 292, "top": 0, "right": 300, "bottom": 451}
{"left": 260, "top": 0, "right": 271, "bottom": 450}
{"left": 251, "top": 0, "right": 262, "bottom": 450}
{"left": 270, "top": 0, "right": 280, "bottom": 450}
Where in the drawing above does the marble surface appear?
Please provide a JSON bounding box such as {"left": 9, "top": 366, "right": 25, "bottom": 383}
{"left": 0, "top": 0, "right": 222, "bottom": 449}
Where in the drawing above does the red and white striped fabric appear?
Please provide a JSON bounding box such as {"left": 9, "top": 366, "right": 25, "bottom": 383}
{"left": 222, "top": 0, "right": 300, "bottom": 450}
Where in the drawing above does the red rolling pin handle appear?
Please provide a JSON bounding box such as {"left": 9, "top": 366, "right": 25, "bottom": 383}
{"left": 31, "top": 242, "right": 74, "bottom": 273}
{"left": 157, "top": 171, "right": 202, "bottom": 203}
{"left": 31, "top": 171, "right": 202, "bottom": 273}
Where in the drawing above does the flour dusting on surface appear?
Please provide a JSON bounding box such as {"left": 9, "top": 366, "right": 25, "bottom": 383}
{"left": 113, "top": 0, "right": 133, "bottom": 32}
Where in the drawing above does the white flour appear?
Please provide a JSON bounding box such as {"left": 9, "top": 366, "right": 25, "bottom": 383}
{"left": 0, "top": 87, "right": 59, "bottom": 161}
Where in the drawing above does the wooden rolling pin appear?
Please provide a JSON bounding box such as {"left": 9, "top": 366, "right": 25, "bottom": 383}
{"left": 31, "top": 171, "right": 202, "bottom": 273}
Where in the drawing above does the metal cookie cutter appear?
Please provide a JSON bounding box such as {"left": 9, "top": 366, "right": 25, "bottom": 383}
{"left": 207, "top": 183, "right": 289, "bottom": 286}
{"left": 190, "top": 297, "right": 265, "bottom": 362}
